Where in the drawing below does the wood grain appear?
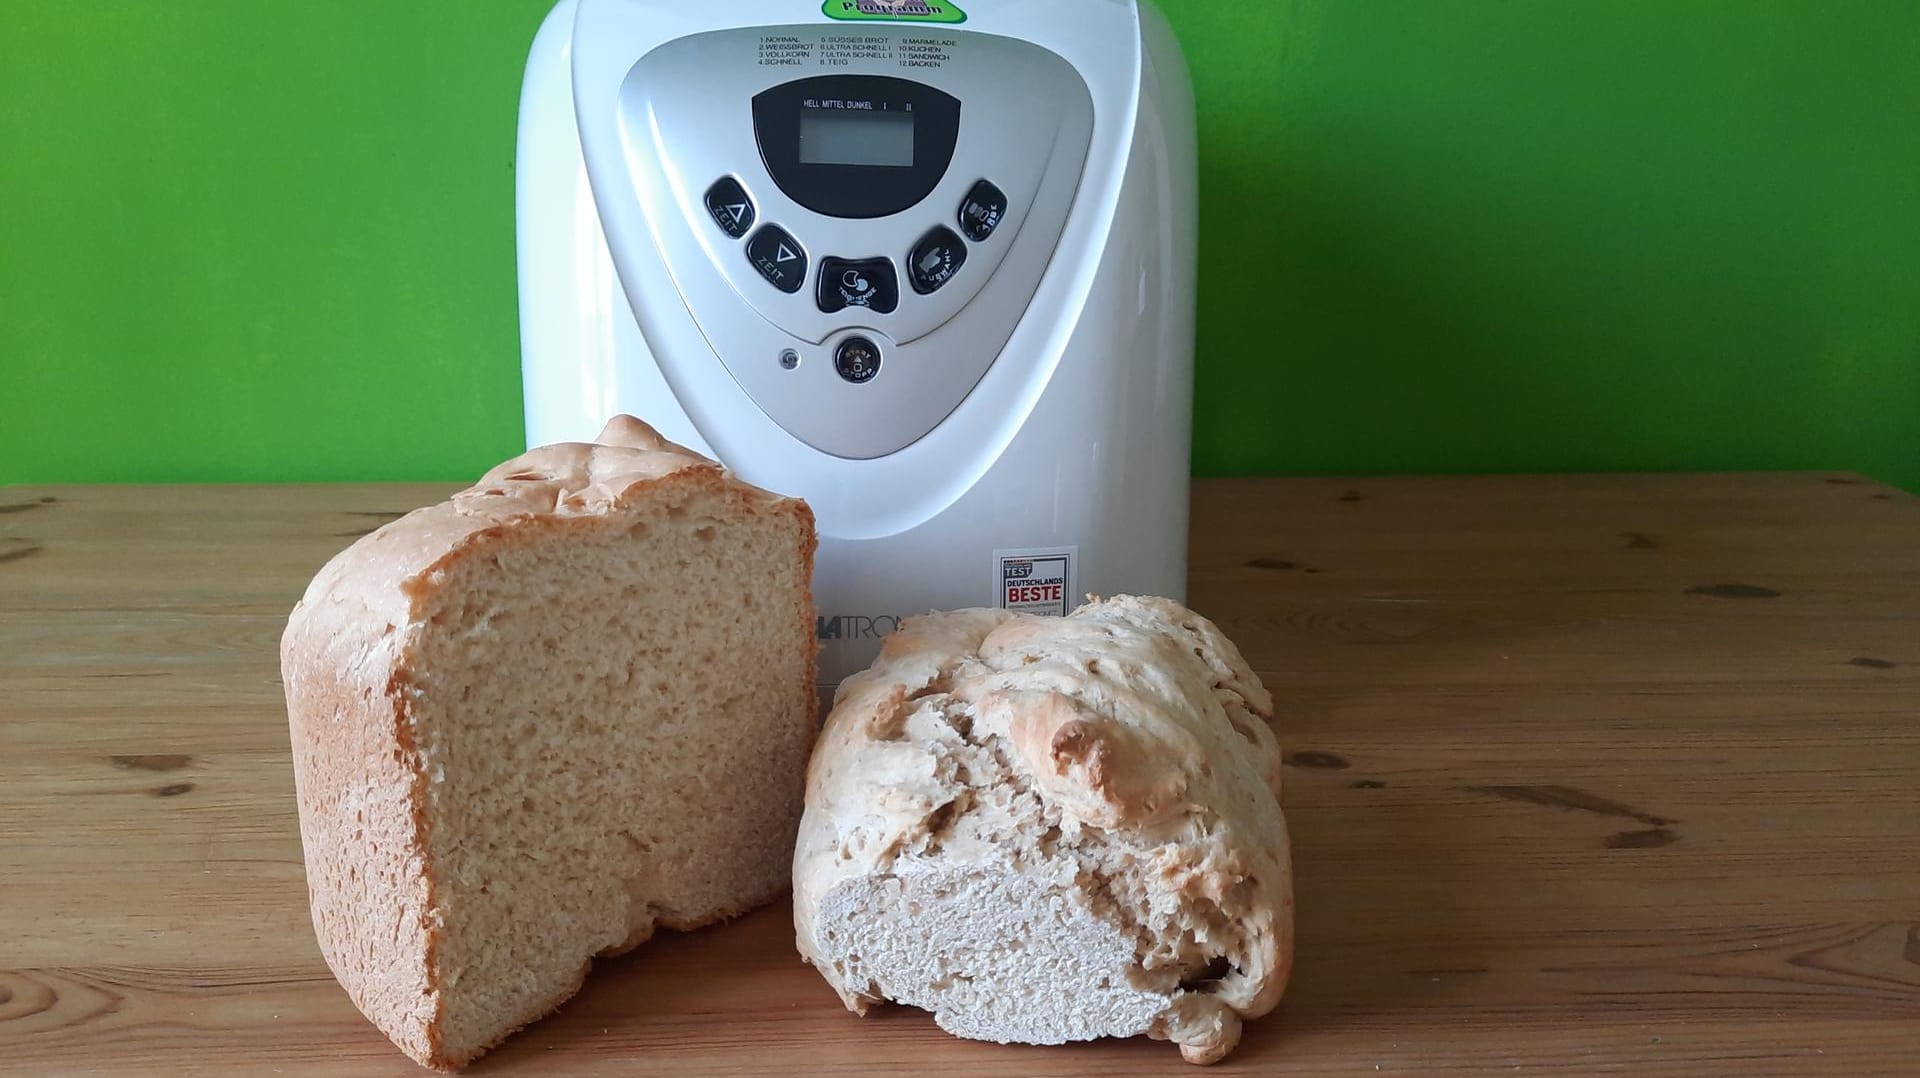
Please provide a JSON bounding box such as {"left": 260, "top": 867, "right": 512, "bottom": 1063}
{"left": 2, "top": 474, "right": 1917, "bottom": 1075}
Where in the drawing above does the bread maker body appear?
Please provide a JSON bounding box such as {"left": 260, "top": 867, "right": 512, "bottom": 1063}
{"left": 517, "top": 0, "right": 1197, "bottom": 688}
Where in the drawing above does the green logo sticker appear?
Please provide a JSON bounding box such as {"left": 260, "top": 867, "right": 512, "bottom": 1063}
{"left": 822, "top": 0, "right": 966, "bottom": 24}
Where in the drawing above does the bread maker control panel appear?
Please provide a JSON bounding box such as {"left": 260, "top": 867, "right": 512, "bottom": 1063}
{"left": 613, "top": 26, "right": 1094, "bottom": 460}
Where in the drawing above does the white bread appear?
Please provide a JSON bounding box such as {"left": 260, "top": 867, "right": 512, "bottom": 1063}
{"left": 793, "top": 596, "right": 1291, "bottom": 1064}
{"left": 282, "top": 415, "right": 816, "bottom": 1070}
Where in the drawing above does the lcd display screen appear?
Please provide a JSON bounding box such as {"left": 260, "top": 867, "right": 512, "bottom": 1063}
{"left": 798, "top": 108, "right": 915, "bottom": 167}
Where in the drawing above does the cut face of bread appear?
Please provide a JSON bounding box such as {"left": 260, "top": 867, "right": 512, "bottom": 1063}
{"left": 284, "top": 416, "right": 816, "bottom": 1070}
{"left": 814, "top": 870, "right": 1175, "bottom": 1047}
{"left": 794, "top": 597, "right": 1290, "bottom": 1065}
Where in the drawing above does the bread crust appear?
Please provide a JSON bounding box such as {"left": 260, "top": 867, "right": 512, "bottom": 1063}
{"left": 793, "top": 596, "right": 1290, "bottom": 1064}
{"left": 283, "top": 416, "right": 815, "bottom": 1069}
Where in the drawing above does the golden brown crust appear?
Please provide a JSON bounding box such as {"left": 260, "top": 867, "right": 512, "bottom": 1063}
{"left": 283, "top": 584, "right": 439, "bottom": 1065}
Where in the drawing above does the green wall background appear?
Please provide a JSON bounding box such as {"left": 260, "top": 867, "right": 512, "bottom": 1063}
{"left": 3, "top": 1, "right": 1916, "bottom": 488}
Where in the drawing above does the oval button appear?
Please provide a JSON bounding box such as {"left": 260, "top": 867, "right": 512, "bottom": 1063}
{"left": 907, "top": 226, "right": 967, "bottom": 295}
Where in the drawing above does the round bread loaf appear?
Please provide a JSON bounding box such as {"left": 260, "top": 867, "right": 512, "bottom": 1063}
{"left": 793, "top": 596, "right": 1292, "bottom": 1064}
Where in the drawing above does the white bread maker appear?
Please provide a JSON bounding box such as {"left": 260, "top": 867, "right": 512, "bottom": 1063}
{"left": 517, "top": 0, "right": 1197, "bottom": 687}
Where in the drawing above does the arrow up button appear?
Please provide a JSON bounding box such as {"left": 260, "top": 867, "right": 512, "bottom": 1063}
{"left": 704, "top": 176, "right": 756, "bottom": 239}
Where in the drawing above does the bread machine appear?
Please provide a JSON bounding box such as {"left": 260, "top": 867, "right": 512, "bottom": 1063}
{"left": 517, "top": 0, "right": 1197, "bottom": 688}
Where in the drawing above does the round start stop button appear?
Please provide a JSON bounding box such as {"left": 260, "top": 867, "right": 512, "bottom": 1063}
{"left": 834, "top": 335, "right": 881, "bottom": 384}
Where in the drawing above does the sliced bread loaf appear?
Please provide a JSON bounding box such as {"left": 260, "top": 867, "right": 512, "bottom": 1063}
{"left": 793, "top": 596, "right": 1291, "bottom": 1064}
{"left": 282, "top": 415, "right": 816, "bottom": 1069}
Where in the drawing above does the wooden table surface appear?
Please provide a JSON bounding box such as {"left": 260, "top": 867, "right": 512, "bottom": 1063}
{"left": 4, "top": 473, "right": 1918, "bottom": 1076}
